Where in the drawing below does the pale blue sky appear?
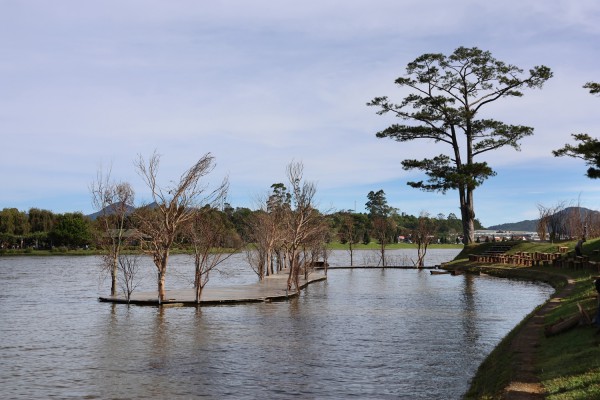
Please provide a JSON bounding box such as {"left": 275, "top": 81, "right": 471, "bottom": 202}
{"left": 0, "top": 0, "right": 598, "bottom": 227}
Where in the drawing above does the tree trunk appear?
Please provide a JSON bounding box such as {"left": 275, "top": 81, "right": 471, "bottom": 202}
{"left": 349, "top": 242, "right": 354, "bottom": 266}
{"left": 195, "top": 285, "right": 203, "bottom": 304}
{"left": 417, "top": 244, "right": 424, "bottom": 268}
{"left": 265, "top": 251, "right": 272, "bottom": 277}
{"left": 157, "top": 253, "right": 168, "bottom": 303}
{"left": 287, "top": 248, "right": 300, "bottom": 292}
{"left": 111, "top": 256, "right": 118, "bottom": 297}
{"left": 460, "top": 187, "right": 476, "bottom": 244}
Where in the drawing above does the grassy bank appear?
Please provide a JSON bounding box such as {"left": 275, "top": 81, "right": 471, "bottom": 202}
{"left": 0, "top": 241, "right": 463, "bottom": 256}
{"left": 324, "top": 241, "right": 463, "bottom": 251}
{"left": 455, "top": 240, "right": 600, "bottom": 399}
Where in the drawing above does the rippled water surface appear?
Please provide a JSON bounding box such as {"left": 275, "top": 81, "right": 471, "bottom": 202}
{"left": 1, "top": 250, "right": 554, "bottom": 399}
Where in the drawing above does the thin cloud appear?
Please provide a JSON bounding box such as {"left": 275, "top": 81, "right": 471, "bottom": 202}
{"left": 0, "top": 0, "right": 598, "bottom": 226}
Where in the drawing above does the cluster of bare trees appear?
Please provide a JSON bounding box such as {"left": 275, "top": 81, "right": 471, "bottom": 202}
{"left": 187, "top": 207, "right": 236, "bottom": 303}
{"left": 90, "top": 168, "right": 135, "bottom": 298}
{"left": 134, "top": 152, "right": 230, "bottom": 304}
{"left": 245, "top": 162, "right": 330, "bottom": 292}
{"left": 92, "top": 152, "right": 231, "bottom": 304}
{"left": 92, "top": 156, "right": 329, "bottom": 303}
{"left": 537, "top": 201, "right": 600, "bottom": 242}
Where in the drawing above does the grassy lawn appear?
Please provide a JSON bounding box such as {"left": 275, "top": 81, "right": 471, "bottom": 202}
{"left": 459, "top": 239, "right": 600, "bottom": 399}
{"left": 325, "top": 241, "right": 463, "bottom": 251}
{"left": 537, "top": 270, "right": 600, "bottom": 400}
{"left": 1, "top": 241, "right": 464, "bottom": 256}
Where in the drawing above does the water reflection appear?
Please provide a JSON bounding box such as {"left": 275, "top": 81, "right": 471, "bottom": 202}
{"left": 461, "top": 274, "right": 480, "bottom": 346}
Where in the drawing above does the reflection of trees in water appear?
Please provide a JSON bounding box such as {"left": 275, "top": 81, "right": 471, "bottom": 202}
{"left": 461, "top": 274, "right": 480, "bottom": 346}
{"left": 360, "top": 250, "right": 411, "bottom": 267}
{"left": 149, "top": 308, "right": 169, "bottom": 371}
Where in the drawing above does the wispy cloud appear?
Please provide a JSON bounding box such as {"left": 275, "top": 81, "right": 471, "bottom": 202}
{"left": 0, "top": 0, "right": 598, "bottom": 225}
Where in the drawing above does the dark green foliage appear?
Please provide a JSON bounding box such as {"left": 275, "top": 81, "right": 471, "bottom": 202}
{"left": 401, "top": 156, "right": 496, "bottom": 193}
{"left": 49, "top": 212, "right": 92, "bottom": 248}
{"left": 0, "top": 208, "right": 58, "bottom": 249}
{"left": 332, "top": 211, "right": 368, "bottom": 246}
{"left": 553, "top": 82, "right": 599, "bottom": 179}
{"left": 584, "top": 81, "right": 599, "bottom": 95}
{"left": 365, "top": 190, "right": 394, "bottom": 217}
{"left": 28, "top": 208, "right": 56, "bottom": 233}
{"left": 228, "top": 206, "right": 253, "bottom": 242}
{"left": 0, "top": 208, "right": 30, "bottom": 235}
{"left": 330, "top": 205, "right": 469, "bottom": 247}
{"left": 362, "top": 230, "right": 370, "bottom": 245}
{"left": 553, "top": 133, "right": 600, "bottom": 179}
{"left": 267, "top": 183, "right": 291, "bottom": 212}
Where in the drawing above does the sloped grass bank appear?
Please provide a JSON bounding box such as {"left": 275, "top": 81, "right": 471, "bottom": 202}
{"left": 457, "top": 240, "right": 600, "bottom": 399}
{"left": 537, "top": 270, "right": 600, "bottom": 400}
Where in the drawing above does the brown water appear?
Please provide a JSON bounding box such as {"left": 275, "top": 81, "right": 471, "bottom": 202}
{"left": 0, "top": 251, "right": 553, "bottom": 399}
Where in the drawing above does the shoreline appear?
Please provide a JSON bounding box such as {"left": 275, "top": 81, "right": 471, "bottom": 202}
{"left": 447, "top": 262, "right": 598, "bottom": 399}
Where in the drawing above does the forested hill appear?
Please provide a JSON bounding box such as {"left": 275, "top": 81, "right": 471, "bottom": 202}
{"left": 487, "top": 219, "right": 538, "bottom": 232}
{"left": 487, "top": 207, "right": 600, "bottom": 231}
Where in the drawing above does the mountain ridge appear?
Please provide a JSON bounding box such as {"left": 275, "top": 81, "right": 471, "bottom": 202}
{"left": 487, "top": 207, "right": 600, "bottom": 231}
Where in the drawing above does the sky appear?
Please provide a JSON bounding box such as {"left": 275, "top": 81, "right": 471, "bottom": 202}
{"left": 0, "top": 0, "right": 598, "bottom": 227}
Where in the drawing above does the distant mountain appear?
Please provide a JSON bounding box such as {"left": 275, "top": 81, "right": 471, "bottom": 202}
{"left": 487, "top": 207, "right": 600, "bottom": 231}
{"left": 87, "top": 202, "right": 136, "bottom": 220}
{"left": 487, "top": 219, "right": 538, "bottom": 232}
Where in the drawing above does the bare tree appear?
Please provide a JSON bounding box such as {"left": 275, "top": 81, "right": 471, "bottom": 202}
{"left": 245, "top": 209, "right": 284, "bottom": 280}
{"left": 545, "top": 201, "right": 567, "bottom": 242}
{"left": 564, "top": 206, "right": 582, "bottom": 240}
{"left": 90, "top": 167, "right": 135, "bottom": 296}
{"left": 245, "top": 210, "right": 269, "bottom": 280}
{"left": 371, "top": 216, "right": 397, "bottom": 267}
{"left": 536, "top": 203, "right": 551, "bottom": 241}
{"left": 338, "top": 212, "right": 360, "bottom": 266}
{"left": 117, "top": 254, "right": 143, "bottom": 303}
{"left": 245, "top": 185, "right": 290, "bottom": 280}
{"left": 283, "top": 162, "right": 324, "bottom": 291}
{"left": 585, "top": 209, "right": 600, "bottom": 239}
{"left": 412, "top": 212, "right": 437, "bottom": 268}
{"left": 188, "top": 208, "right": 236, "bottom": 304}
{"left": 134, "top": 152, "right": 228, "bottom": 303}
{"left": 299, "top": 215, "right": 331, "bottom": 279}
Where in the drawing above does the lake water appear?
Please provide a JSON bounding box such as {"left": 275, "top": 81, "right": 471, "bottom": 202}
{"left": 0, "top": 249, "right": 554, "bottom": 399}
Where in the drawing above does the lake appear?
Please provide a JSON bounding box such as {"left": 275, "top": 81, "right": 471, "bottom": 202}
{"left": 0, "top": 249, "right": 554, "bottom": 399}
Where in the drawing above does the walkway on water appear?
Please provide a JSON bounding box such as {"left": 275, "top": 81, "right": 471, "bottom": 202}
{"left": 320, "top": 265, "right": 439, "bottom": 270}
{"left": 98, "top": 270, "right": 327, "bottom": 306}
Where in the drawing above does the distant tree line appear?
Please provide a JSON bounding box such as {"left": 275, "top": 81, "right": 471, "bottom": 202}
{"left": 0, "top": 202, "right": 479, "bottom": 252}
{"left": 0, "top": 208, "right": 91, "bottom": 250}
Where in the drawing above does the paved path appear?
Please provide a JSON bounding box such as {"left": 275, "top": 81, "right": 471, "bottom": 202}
{"left": 99, "top": 270, "right": 326, "bottom": 306}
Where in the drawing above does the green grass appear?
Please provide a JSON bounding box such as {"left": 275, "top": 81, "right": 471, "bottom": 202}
{"left": 537, "top": 275, "right": 600, "bottom": 400}
{"left": 543, "top": 368, "right": 600, "bottom": 400}
{"left": 461, "top": 238, "right": 600, "bottom": 399}
{"left": 1, "top": 242, "right": 463, "bottom": 256}
{"left": 0, "top": 248, "right": 98, "bottom": 256}
{"left": 325, "top": 241, "right": 463, "bottom": 251}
